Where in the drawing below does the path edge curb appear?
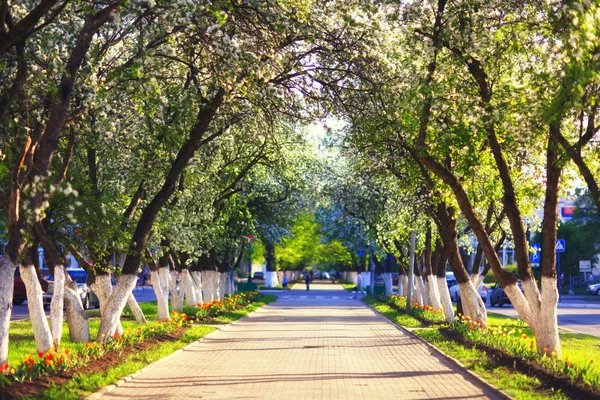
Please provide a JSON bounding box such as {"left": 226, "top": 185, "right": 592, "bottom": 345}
{"left": 84, "top": 298, "right": 277, "bottom": 400}
{"left": 365, "top": 302, "right": 515, "bottom": 400}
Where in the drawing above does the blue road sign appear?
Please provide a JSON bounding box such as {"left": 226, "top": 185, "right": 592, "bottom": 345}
{"left": 357, "top": 250, "right": 365, "bottom": 257}
{"left": 530, "top": 243, "right": 541, "bottom": 263}
{"left": 530, "top": 240, "right": 565, "bottom": 263}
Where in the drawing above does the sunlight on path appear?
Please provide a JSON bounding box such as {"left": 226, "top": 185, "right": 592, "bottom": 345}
{"left": 89, "top": 296, "right": 501, "bottom": 400}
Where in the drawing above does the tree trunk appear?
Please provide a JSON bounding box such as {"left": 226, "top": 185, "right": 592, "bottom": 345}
{"left": 49, "top": 266, "right": 65, "bottom": 349}
{"left": 20, "top": 264, "right": 53, "bottom": 352}
{"left": 169, "top": 270, "right": 185, "bottom": 312}
{"left": 383, "top": 273, "right": 393, "bottom": 295}
{"left": 90, "top": 274, "right": 123, "bottom": 336}
{"left": 96, "top": 274, "right": 137, "bottom": 341}
{"left": 437, "top": 276, "right": 454, "bottom": 322}
{"left": 400, "top": 274, "right": 408, "bottom": 296}
{"left": 191, "top": 271, "right": 203, "bottom": 305}
{"left": 0, "top": 255, "right": 15, "bottom": 364}
{"left": 151, "top": 267, "right": 170, "bottom": 321}
{"left": 126, "top": 294, "right": 147, "bottom": 324}
{"left": 63, "top": 283, "right": 90, "bottom": 343}
{"left": 182, "top": 269, "right": 197, "bottom": 306}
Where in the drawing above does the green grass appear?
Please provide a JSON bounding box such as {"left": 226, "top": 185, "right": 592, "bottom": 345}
{"left": 367, "top": 298, "right": 599, "bottom": 399}
{"left": 363, "top": 296, "right": 423, "bottom": 328}
{"left": 415, "top": 329, "right": 568, "bottom": 400}
{"left": 9, "top": 296, "right": 276, "bottom": 399}
{"left": 29, "top": 324, "right": 215, "bottom": 400}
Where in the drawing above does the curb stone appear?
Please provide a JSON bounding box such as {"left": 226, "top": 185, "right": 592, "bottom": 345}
{"left": 85, "top": 300, "right": 275, "bottom": 400}
{"left": 365, "top": 302, "right": 515, "bottom": 400}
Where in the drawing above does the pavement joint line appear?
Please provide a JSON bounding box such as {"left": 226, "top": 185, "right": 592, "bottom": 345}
{"left": 84, "top": 301, "right": 274, "bottom": 400}
{"left": 364, "top": 301, "right": 515, "bottom": 400}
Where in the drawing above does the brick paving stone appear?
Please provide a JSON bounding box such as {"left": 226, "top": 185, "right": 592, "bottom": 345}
{"left": 88, "top": 283, "right": 502, "bottom": 400}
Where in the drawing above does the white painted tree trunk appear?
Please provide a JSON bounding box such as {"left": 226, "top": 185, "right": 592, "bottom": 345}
{"left": 400, "top": 275, "right": 408, "bottom": 296}
{"left": 458, "top": 282, "right": 487, "bottom": 324}
{"left": 265, "top": 271, "right": 279, "bottom": 288}
{"left": 230, "top": 272, "right": 236, "bottom": 294}
{"left": 151, "top": 268, "right": 170, "bottom": 321}
{"left": 49, "top": 267, "right": 65, "bottom": 349}
{"left": 0, "top": 255, "right": 15, "bottom": 365}
{"left": 218, "top": 272, "right": 227, "bottom": 299}
{"left": 437, "top": 276, "right": 454, "bottom": 323}
{"left": 471, "top": 273, "right": 485, "bottom": 289}
{"left": 91, "top": 275, "right": 124, "bottom": 335}
{"left": 20, "top": 265, "right": 53, "bottom": 353}
{"left": 536, "top": 277, "right": 561, "bottom": 354}
{"left": 63, "top": 285, "right": 90, "bottom": 343}
{"left": 126, "top": 294, "right": 147, "bottom": 324}
{"left": 420, "top": 276, "right": 430, "bottom": 305}
{"left": 413, "top": 277, "right": 424, "bottom": 305}
{"left": 169, "top": 270, "right": 185, "bottom": 312}
{"left": 182, "top": 270, "right": 196, "bottom": 306}
{"left": 426, "top": 273, "right": 442, "bottom": 310}
{"left": 192, "top": 271, "right": 203, "bottom": 305}
{"left": 505, "top": 278, "right": 561, "bottom": 355}
{"left": 96, "top": 274, "right": 137, "bottom": 341}
{"left": 203, "top": 271, "right": 214, "bottom": 302}
{"left": 349, "top": 271, "right": 358, "bottom": 284}
{"left": 383, "top": 273, "right": 393, "bottom": 295}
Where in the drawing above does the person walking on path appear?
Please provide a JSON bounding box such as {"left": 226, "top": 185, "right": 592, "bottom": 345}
{"left": 304, "top": 271, "right": 311, "bottom": 291}
{"left": 353, "top": 273, "right": 364, "bottom": 298}
{"left": 282, "top": 273, "right": 289, "bottom": 291}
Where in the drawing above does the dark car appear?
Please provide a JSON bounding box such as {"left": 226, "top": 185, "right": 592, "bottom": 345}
{"left": 252, "top": 271, "right": 264, "bottom": 280}
{"left": 489, "top": 281, "right": 524, "bottom": 307}
{"left": 43, "top": 269, "right": 99, "bottom": 310}
{"left": 13, "top": 267, "right": 27, "bottom": 305}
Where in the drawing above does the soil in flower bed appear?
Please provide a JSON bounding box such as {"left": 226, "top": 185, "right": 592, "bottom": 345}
{"left": 439, "top": 327, "right": 600, "bottom": 400}
{"left": 0, "top": 328, "right": 187, "bottom": 400}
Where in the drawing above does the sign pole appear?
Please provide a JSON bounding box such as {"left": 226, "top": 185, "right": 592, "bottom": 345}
{"left": 406, "top": 231, "right": 416, "bottom": 313}
{"left": 557, "top": 252, "right": 561, "bottom": 303}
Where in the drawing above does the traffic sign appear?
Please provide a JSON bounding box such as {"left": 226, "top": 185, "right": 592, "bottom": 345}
{"left": 530, "top": 243, "right": 541, "bottom": 263}
{"left": 580, "top": 260, "right": 592, "bottom": 272}
{"left": 556, "top": 239, "right": 566, "bottom": 253}
{"left": 357, "top": 250, "right": 365, "bottom": 257}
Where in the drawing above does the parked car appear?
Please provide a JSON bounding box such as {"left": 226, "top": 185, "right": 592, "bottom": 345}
{"left": 448, "top": 281, "right": 488, "bottom": 303}
{"left": 587, "top": 282, "right": 600, "bottom": 296}
{"left": 43, "top": 269, "right": 99, "bottom": 310}
{"left": 313, "top": 270, "right": 322, "bottom": 279}
{"left": 489, "top": 281, "right": 524, "bottom": 307}
{"left": 445, "top": 272, "right": 459, "bottom": 289}
{"left": 13, "top": 267, "right": 27, "bottom": 305}
{"left": 252, "top": 271, "right": 264, "bottom": 280}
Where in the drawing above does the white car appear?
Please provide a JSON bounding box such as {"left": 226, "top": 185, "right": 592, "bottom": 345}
{"left": 448, "top": 276, "right": 488, "bottom": 303}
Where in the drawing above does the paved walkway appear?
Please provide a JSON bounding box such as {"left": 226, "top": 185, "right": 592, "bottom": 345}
{"left": 89, "top": 283, "right": 501, "bottom": 399}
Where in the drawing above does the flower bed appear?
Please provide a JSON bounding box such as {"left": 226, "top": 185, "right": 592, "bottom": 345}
{"left": 0, "top": 312, "right": 191, "bottom": 388}
{"left": 386, "top": 295, "right": 445, "bottom": 323}
{"left": 193, "top": 291, "right": 260, "bottom": 320}
{"left": 453, "top": 314, "right": 599, "bottom": 391}
{"left": 372, "top": 295, "right": 600, "bottom": 397}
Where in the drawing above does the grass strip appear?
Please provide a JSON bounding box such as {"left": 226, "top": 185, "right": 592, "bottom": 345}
{"left": 21, "top": 295, "right": 277, "bottom": 400}
{"left": 363, "top": 296, "right": 423, "bottom": 328}
{"left": 415, "top": 329, "right": 568, "bottom": 400}
{"left": 28, "top": 324, "right": 215, "bottom": 400}
{"left": 366, "top": 297, "right": 598, "bottom": 399}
